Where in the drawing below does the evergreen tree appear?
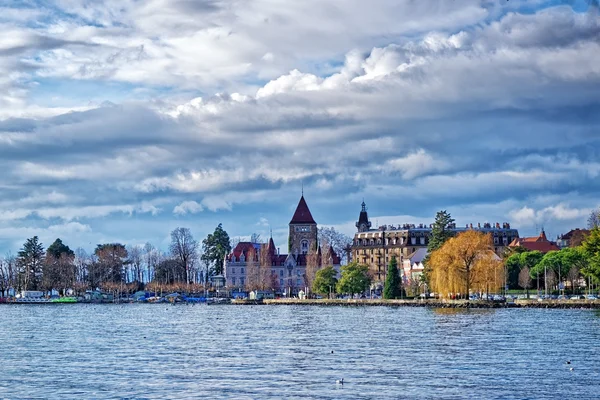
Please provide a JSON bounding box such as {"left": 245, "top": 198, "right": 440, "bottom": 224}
{"left": 427, "top": 210, "right": 455, "bottom": 253}
{"left": 17, "top": 236, "right": 45, "bottom": 291}
{"left": 383, "top": 256, "right": 401, "bottom": 299}
{"left": 201, "top": 223, "right": 232, "bottom": 276}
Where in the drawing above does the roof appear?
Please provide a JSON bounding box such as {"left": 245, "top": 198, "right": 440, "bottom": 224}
{"left": 560, "top": 228, "right": 590, "bottom": 240}
{"left": 407, "top": 248, "right": 428, "bottom": 264}
{"left": 508, "top": 231, "right": 560, "bottom": 253}
{"left": 290, "top": 195, "right": 316, "bottom": 224}
{"left": 227, "top": 242, "right": 260, "bottom": 261}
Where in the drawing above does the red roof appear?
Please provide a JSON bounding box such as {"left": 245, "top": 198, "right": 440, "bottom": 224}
{"left": 227, "top": 242, "right": 259, "bottom": 261}
{"left": 290, "top": 195, "right": 316, "bottom": 224}
{"left": 509, "top": 231, "right": 560, "bottom": 253}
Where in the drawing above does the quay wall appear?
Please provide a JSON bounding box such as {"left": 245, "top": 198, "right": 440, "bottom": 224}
{"left": 257, "top": 299, "right": 600, "bottom": 309}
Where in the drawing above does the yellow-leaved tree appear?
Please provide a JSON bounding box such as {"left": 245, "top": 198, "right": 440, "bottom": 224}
{"left": 429, "top": 230, "right": 504, "bottom": 299}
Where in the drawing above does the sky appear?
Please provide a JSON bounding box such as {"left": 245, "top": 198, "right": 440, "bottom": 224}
{"left": 0, "top": 0, "right": 599, "bottom": 255}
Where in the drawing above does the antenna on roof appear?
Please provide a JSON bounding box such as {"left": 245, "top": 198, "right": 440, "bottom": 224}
{"left": 301, "top": 182, "right": 304, "bottom": 196}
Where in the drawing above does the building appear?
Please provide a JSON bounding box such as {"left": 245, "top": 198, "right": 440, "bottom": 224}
{"left": 224, "top": 195, "right": 341, "bottom": 295}
{"left": 352, "top": 201, "right": 520, "bottom": 285}
{"left": 402, "top": 248, "right": 427, "bottom": 285}
{"left": 557, "top": 228, "right": 590, "bottom": 249}
{"left": 508, "top": 230, "right": 560, "bottom": 253}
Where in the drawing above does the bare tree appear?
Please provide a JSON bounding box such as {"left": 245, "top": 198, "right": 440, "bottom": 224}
{"left": 127, "top": 245, "right": 143, "bottom": 283}
{"left": 169, "top": 228, "right": 199, "bottom": 284}
{"left": 304, "top": 248, "right": 319, "bottom": 295}
{"left": 258, "top": 244, "right": 272, "bottom": 291}
{"left": 519, "top": 267, "right": 532, "bottom": 298}
{"left": 245, "top": 248, "right": 259, "bottom": 291}
{"left": 588, "top": 208, "right": 600, "bottom": 229}
{"left": 74, "top": 248, "right": 89, "bottom": 285}
{"left": 318, "top": 227, "right": 352, "bottom": 264}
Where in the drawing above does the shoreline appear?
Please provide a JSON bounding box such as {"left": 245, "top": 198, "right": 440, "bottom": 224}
{"left": 3, "top": 299, "right": 600, "bottom": 309}
{"left": 255, "top": 298, "right": 600, "bottom": 309}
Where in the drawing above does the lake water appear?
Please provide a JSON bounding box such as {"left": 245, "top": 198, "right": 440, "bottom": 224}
{"left": 1, "top": 305, "right": 600, "bottom": 399}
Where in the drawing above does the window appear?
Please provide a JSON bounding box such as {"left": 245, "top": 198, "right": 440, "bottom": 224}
{"left": 494, "top": 237, "right": 499, "bottom": 244}
{"left": 288, "top": 270, "right": 292, "bottom": 277}
{"left": 297, "top": 269, "right": 301, "bottom": 276}
{"left": 232, "top": 278, "right": 236, "bottom": 285}
{"left": 301, "top": 240, "right": 309, "bottom": 254}
{"left": 296, "top": 278, "right": 302, "bottom": 286}
{"left": 279, "top": 270, "right": 284, "bottom": 277}
{"left": 241, "top": 267, "right": 245, "bottom": 274}
{"left": 280, "top": 279, "right": 284, "bottom": 286}
{"left": 420, "top": 237, "right": 425, "bottom": 245}
{"left": 240, "top": 278, "right": 245, "bottom": 285}
{"left": 231, "top": 268, "right": 235, "bottom": 274}
{"left": 411, "top": 237, "right": 416, "bottom": 245}
{"left": 295, "top": 226, "right": 311, "bottom": 232}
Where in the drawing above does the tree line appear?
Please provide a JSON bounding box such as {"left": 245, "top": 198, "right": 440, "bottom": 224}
{"left": 425, "top": 208, "right": 600, "bottom": 299}
{"left": 0, "top": 224, "right": 232, "bottom": 297}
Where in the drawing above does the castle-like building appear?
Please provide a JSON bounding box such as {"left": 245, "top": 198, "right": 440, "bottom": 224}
{"left": 224, "top": 195, "right": 340, "bottom": 294}
{"left": 352, "top": 201, "right": 520, "bottom": 285}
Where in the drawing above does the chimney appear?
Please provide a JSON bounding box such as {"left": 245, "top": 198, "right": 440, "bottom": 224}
{"left": 277, "top": 247, "right": 280, "bottom": 255}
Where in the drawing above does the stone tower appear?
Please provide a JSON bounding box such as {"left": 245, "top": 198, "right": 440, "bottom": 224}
{"left": 289, "top": 195, "right": 317, "bottom": 255}
{"left": 356, "top": 200, "right": 372, "bottom": 232}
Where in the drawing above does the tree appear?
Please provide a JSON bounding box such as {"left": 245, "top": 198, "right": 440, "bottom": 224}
{"left": 127, "top": 245, "right": 144, "bottom": 283}
{"left": 519, "top": 251, "right": 543, "bottom": 290}
{"left": 258, "top": 243, "right": 273, "bottom": 291}
{"left": 428, "top": 230, "right": 496, "bottom": 299}
{"left": 582, "top": 228, "right": 600, "bottom": 285}
{"left": 154, "top": 259, "right": 185, "bottom": 285}
{"left": 336, "top": 262, "right": 371, "bottom": 297}
{"left": 169, "top": 227, "right": 199, "bottom": 284}
{"left": 505, "top": 253, "right": 523, "bottom": 289}
{"left": 588, "top": 209, "right": 600, "bottom": 229}
{"left": 43, "top": 238, "right": 76, "bottom": 294}
{"left": 304, "top": 247, "right": 320, "bottom": 293}
{"left": 318, "top": 227, "right": 352, "bottom": 264}
{"left": 561, "top": 247, "right": 588, "bottom": 294}
{"left": 427, "top": 210, "right": 455, "bottom": 253}
{"left": 245, "top": 247, "right": 259, "bottom": 290}
{"left": 383, "top": 256, "right": 402, "bottom": 299}
{"left": 312, "top": 266, "right": 338, "bottom": 298}
{"left": 532, "top": 251, "right": 568, "bottom": 293}
{"left": 201, "top": 224, "right": 232, "bottom": 276}
{"left": 17, "top": 236, "right": 45, "bottom": 291}
{"left": 518, "top": 267, "right": 532, "bottom": 298}
{"left": 94, "top": 244, "right": 128, "bottom": 286}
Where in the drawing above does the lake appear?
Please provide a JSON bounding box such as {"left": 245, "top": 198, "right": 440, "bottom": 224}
{"left": 1, "top": 304, "right": 599, "bottom": 399}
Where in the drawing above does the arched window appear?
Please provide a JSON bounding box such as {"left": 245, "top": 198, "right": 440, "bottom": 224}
{"left": 301, "top": 240, "right": 309, "bottom": 254}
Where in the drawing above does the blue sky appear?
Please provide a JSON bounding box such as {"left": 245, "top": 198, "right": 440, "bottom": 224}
{"left": 0, "top": 0, "right": 599, "bottom": 255}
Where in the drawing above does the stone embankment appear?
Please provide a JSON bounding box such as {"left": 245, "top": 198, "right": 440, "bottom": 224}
{"left": 253, "top": 298, "right": 600, "bottom": 309}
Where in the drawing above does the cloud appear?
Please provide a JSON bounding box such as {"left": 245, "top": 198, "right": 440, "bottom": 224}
{"left": 173, "top": 200, "right": 204, "bottom": 215}
{"left": 0, "top": 2, "right": 598, "bottom": 253}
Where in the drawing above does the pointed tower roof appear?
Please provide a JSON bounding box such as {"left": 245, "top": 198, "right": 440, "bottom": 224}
{"left": 290, "top": 195, "right": 316, "bottom": 224}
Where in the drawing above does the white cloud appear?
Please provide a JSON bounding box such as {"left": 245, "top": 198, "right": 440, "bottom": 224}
{"left": 173, "top": 200, "right": 204, "bottom": 215}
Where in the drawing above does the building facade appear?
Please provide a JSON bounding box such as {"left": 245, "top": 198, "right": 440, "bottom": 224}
{"left": 352, "top": 201, "right": 520, "bottom": 285}
{"left": 224, "top": 195, "right": 340, "bottom": 295}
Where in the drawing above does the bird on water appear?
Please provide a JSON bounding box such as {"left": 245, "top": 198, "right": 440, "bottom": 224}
{"left": 336, "top": 378, "right": 344, "bottom": 385}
